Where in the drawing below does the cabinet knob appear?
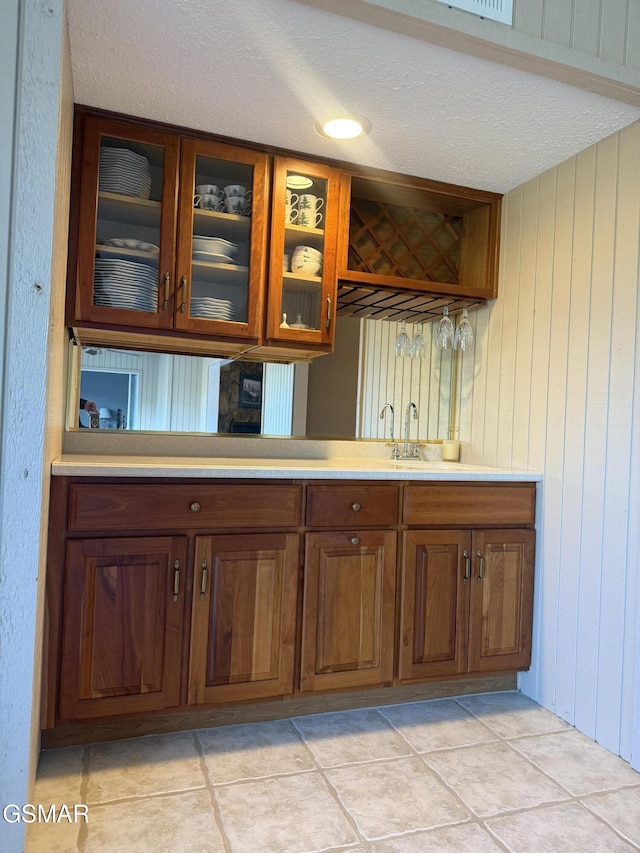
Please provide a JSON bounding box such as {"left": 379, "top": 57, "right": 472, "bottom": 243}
{"left": 190, "top": 501, "right": 201, "bottom": 513}
{"left": 350, "top": 536, "right": 360, "bottom": 545}
{"left": 352, "top": 502, "right": 361, "bottom": 512}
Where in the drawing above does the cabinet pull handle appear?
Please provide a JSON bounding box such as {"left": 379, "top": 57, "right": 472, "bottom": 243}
{"left": 463, "top": 549, "right": 471, "bottom": 583}
{"left": 326, "top": 294, "right": 332, "bottom": 329}
{"left": 350, "top": 535, "right": 360, "bottom": 545}
{"left": 199, "top": 559, "right": 208, "bottom": 600}
{"left": 179, "top": 275, "right": 187, "bottom": 312}
{"left": 162, "top": 272, "right": 170, "bottom": 310}
{"left": 173, "top": 560, "right": 181, "bottom": 601}
{"left": 190, "top": 501, "right": 201, "bottom": 513}
{"left": 476, "top": 550, "right": 484, "bottom": 583}
{"left": 352, "top": 502, "right": 361, "bottom": 512}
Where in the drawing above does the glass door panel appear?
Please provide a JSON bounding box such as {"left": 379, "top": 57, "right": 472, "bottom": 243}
{"left": 267, "top": 158, "right": 340, "bottom": 349}
{"left": 175, "top": 139, "right": 268, "bottom": 342}
{"left": 189, "top": 153, "right": 253, "bottom": 325}
{"left": 73, "top": 116, "right": 179, "bottom": 330}
{"left": 282, "top": 170, "right": 328, "bottom": 334}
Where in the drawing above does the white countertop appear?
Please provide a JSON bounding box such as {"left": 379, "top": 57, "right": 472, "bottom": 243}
{"left": 51, "top": 454, "right": 542, "bottom": 481}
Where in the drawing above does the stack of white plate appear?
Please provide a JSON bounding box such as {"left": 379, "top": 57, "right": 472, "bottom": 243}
{"left": 94, "top": 258, "right": 158, "bottom": 312}
{"left": 99, "top": 147, "right": 152, "bottom": 199}
{"left": 192, "top": 235, "right": 238, "bottom": 263}
{"left": 190, "top": 296, "right": 238, "bottom": 321}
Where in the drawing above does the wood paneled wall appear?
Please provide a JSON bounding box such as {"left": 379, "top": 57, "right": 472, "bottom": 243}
{"left": 513, "top": 0, "right": 640, "bottom": 69}
{"left": 359, "top": 319, "right": 454, "bottom": 441}
{"left": 462, "top": 120, "right": 640, "bottom": 765}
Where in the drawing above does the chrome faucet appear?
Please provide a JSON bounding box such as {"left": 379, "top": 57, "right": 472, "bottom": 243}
{"left": 380, "top": 403, "right": 399, "bottom": 459}
{"left": 402, "top": 402, "right": 419, "bottom": 458}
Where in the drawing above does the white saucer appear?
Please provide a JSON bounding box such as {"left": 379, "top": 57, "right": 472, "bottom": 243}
{"left": 192, "top": 251, "right": 236, "bottom": 264}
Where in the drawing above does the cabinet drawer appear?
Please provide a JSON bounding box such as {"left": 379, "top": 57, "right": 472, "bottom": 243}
{"left": 403, "top": 483, "right": 535, "bottom": 526}
{"left": 306, "top": 485, "right": 399, "bottom": 527}
{"left": 68, "top": 484, "right": 302, "bottom": 531}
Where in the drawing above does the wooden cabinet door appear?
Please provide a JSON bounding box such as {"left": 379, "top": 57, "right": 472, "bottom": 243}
{"left": 174, "top": 138, "right": 269, "bottom": 341}
{"left": 266, "top": 156, "right": 342, "bottom": 350}
{"left": 399, "top": 530, "right": 471, "bottom": 682}
{"left": 59, "top": 536, "right": 187, "bottom": 721}
{"left": 72, "top": 115, "right": 180, "bottom": 330}
{"left": 301, "top": 530, "right": 396, "bottom": 692}
{"left": 468, "top": 529, "right": 535, "bottom": 673}
{"left": 188, "top": 533, "right": 299, "bottom": 705}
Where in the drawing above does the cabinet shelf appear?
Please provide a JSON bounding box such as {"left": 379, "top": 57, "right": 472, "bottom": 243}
{"left": 98, "top": 191, "right": 161, "bottom": 227}
{"left": 191, "top": 259, "right": 249, "bottom": 286}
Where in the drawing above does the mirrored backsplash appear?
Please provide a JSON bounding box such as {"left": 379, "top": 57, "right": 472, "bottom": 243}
{"left": 71, "top": 317, "right": 455, "bottom": 440}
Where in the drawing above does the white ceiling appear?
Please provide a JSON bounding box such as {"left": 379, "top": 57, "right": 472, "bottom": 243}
{"left": 66, "top": 0, "right": 640, "bottom": 194}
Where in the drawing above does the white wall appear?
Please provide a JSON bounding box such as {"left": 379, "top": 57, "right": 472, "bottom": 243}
{"left": 464, "top": 121, "right": 640, "bottom": 766}
{"left": 0, "top": 2, "right": 70, "bottom": 851}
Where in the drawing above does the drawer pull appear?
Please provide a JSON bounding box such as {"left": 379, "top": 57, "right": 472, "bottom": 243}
{"left": 476, "top": 550, "right": 484, "bottom": 583}
{"left": 190, "top": 501, "right": 201, "bottom": 513}
{"left": 463, "top": 549, "right": 471, "bottom": 583}
{"left": 352, "top": 502, "right": 361, "bottom": 512}
{"left": 199, "top": 559, "right": 208, "bottom": 600}
{"left": 350, "top": 535, "right": 360, "bottom": 545}
{"left": 173, "top": 561, "right": 181, "bottom": 601}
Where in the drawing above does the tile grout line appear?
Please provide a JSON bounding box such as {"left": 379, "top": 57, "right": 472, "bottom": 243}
{"left": 192, "top": 728, "right": 234, "bottom": 853}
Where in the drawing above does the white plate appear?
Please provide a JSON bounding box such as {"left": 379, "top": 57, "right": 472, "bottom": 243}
{"left": 102, "top": 239, "right": 159, "bottom": 253}
{"left": 286, "top": 174, "right": 313, "bottom": 190}
{"left": 192, "top": 251, "right": 237, "bottom": 264}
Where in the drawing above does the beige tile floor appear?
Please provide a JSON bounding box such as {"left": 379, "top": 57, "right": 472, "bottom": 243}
{"left": 26, "top": 691, "right": 640, "bottom": 852}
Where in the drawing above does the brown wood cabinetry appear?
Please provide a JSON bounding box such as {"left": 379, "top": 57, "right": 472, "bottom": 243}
{"left": 336, "top": 169, "right": 501, "bottom": 323}
{"left": 301, "top": 530, "right": 396, "bottom": 692}
{"left": 399, "top": 484, "right": 535, "bottom": 683}
{"left": 44, "top": 476, "right": 536, "bottom": 735}
{"left": 59, "top": 535, "right": 187, "bottom": 721}
{"left": 188, "top": 533, "right": 299, "bottom": 705}
{"left": 68, "top": 108, "right": 502, "bottom": 360}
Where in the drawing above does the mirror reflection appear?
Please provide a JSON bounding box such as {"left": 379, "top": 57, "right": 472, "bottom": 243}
{"left": 73, "top": 317, "right": 454, "bottom": 440}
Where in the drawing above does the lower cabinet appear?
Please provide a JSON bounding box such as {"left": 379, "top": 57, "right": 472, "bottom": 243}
{"left": 59, "top": 536, "right": 187, "bottom": 721}
{"left": 188, "top": 533, "right": 299, "bottom": 705}
{"left": 301, "top": 530, "right": 396, "bottom": 692}
{"left": 47, "top": 477, "right": 537, "bottom": 730}
{"left": 399, "top": 528, "right": 535, "bottom": 682}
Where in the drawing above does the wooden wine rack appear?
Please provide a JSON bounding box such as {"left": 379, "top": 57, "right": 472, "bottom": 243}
{"left": 348, "top": 199, "right": 463, "bottom": 284}
{"left": 336, "top": 171, "right": 502, "bottom": 321}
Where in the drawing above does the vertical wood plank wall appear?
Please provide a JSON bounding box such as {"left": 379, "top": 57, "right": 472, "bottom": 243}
{"left": 462, "top": 121, "right": 640, "bottom": 764}
{"left": 512, "top": 0, "right": 640, "bottom": 69}
{"left": 359, "top": 319, "right": 453, "bottom": 441}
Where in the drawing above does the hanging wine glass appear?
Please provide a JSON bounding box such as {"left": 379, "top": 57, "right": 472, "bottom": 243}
{"left": 409, "top": 321, "right": 426, "bottom": 359}
{"left": 454, "top": 307, "right": 474, "bottom": 351}
{"left": 395, "top": 320, "right": 410, "bottom": 357}
{"left": 435, "top": 306, "right": 454, "bottom": 349}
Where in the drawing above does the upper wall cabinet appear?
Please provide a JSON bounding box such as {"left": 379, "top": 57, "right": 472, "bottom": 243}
{"left": 67, "top": 109, "right": 502, "bottom": 358}
{"left": 335, "top": 169, "right": 502, "bottom": 322}
{"left": 68, "top": 114, "right": 270, "bottom": 354}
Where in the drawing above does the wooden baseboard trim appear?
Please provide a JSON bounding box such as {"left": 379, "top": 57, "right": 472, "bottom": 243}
{"left": 42, "top": 673, "right": 516, "bottom": 748}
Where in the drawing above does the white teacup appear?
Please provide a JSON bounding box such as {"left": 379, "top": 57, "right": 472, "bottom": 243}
{"left": 297, "top": 209, "right": 323, "bottom": 228}
{"left": 195, "top": 184, "right": 224, "bottom": 200}
{"left": 299, "top": 194, "right": 324, "bottom": 213}
{"left": 225, "top": 195, "right": 251, "bottom": 215}
{"left": 194, "top": 193, "right": 225, "bottom": 211}
{"left": 224, "top": 184, "right": 250, "bottom": 198}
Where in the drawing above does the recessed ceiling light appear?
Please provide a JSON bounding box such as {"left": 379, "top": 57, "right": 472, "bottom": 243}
{"left": 315, "top": 116, "right": 371, "bottom": 140}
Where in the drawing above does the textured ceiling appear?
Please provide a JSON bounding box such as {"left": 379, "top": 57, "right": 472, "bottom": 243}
{"left": 66, "top": 0, "right": 640, "bottom": 193}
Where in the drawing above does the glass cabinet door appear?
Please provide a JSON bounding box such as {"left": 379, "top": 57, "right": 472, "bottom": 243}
{"left": 174, "top": 139, "right": 269, "bottom": 342}
{"left": 73, "top": 116, "right": 179, "bottom": 330}
{"left": 266, "top": 157, "right": 341, "bottom": 349}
